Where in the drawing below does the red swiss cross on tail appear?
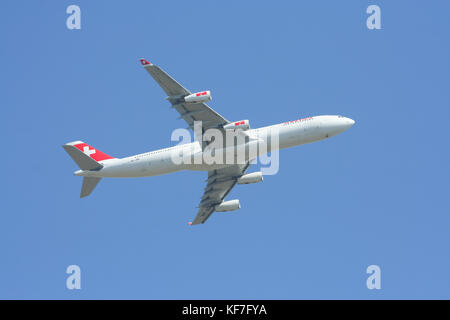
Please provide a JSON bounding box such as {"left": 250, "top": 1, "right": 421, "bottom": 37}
{"left": 62, "top": 140, "right": 115, "bottom": 198}
{"left": 71, "top": 141, "right": 114, "bottom": 162}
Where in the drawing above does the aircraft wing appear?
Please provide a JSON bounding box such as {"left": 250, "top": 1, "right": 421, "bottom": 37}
{"left": 140, "top": 59, "right": 229, "bottom": 131}
{"left": 191, "top": 162, "right": 251, "bottom": 225}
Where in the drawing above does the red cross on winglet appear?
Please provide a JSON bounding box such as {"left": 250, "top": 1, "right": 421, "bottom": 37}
{"left": 140, "top": 58, "right": 151, "bottom": 66}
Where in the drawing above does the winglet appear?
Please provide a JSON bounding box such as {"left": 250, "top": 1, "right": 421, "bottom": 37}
{"left": 140, "top": 58, "right": 152, "bottom": 66}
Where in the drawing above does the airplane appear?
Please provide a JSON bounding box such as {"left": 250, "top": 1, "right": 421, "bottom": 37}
{"left": 63, "top": 59, "right": 355, "bottom": 225}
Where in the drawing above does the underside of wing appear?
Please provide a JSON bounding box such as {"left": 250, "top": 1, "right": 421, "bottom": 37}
{"left": 140, "top": 59, "right": 228, "bottom": 131}
{"left": 140, "top": 58, "right": 253, "bottom": 225}
{"left": 191, "top": 162, "right": 251, "bottom": 225}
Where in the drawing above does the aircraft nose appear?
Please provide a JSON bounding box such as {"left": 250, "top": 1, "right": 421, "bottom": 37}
{"left": 345, "top": 117, "right": 355, "bottom": 127}
{"left": 329, "top": 116, "right": 355, "bottom": 134}
{"left": 321, "top": 116, "right": 355, "bottom": 138}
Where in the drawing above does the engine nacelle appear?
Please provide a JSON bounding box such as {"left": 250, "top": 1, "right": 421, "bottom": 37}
{"left": 184, "top": 91, "right": 212, "bottom": 103}
{"left": 237, "top": 172, "right": 263, "bottom": 184}
{"left": 215, "top": 199, "right": 241, "bottom": 212}
{"left": 223, "top": 120, "right": 250, "bottom": 131}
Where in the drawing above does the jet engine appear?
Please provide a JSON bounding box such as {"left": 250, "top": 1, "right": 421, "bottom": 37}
{"left": 184, "top": 91, "right": 212, "bottom": 103}
{"left": 237, "top": 172, "right": 263, "bottom": 184}
{"left": 223, "top": 120, "right": 250, "bottom": 131}
{"left": 215, "top": 199, "right": 241, "bottom": 212}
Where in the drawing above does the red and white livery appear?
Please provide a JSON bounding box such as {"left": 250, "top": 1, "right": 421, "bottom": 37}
{"left": 63, "top": 59, "right": 355, "bottom": 225}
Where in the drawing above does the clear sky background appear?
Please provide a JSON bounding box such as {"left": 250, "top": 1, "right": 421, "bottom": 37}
{"left": 1, "top": 0, "right": 449, "bottom": 299}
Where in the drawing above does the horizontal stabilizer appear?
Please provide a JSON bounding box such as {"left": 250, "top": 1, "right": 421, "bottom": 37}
{"left": 81, "top": 177, "right": 101, "bottom": 198}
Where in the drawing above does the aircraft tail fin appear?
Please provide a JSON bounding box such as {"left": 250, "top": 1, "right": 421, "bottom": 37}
{"left": 62, "top": 141, "right": 114, "bottom": 198}
{"left": 81, "top": 177, "right": 102, "bottom": 198}
{"left": 62, "top": 141, "right": 114, "bottom": 170}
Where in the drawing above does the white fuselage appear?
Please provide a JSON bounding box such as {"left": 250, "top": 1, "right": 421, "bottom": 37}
{"left": 75, "top": 115, "right": 354, "bottom": 178}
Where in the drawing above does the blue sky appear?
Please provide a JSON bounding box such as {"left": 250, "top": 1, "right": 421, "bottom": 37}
{"left": 1, "top": 0, "right": 449, "bottom": 299}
